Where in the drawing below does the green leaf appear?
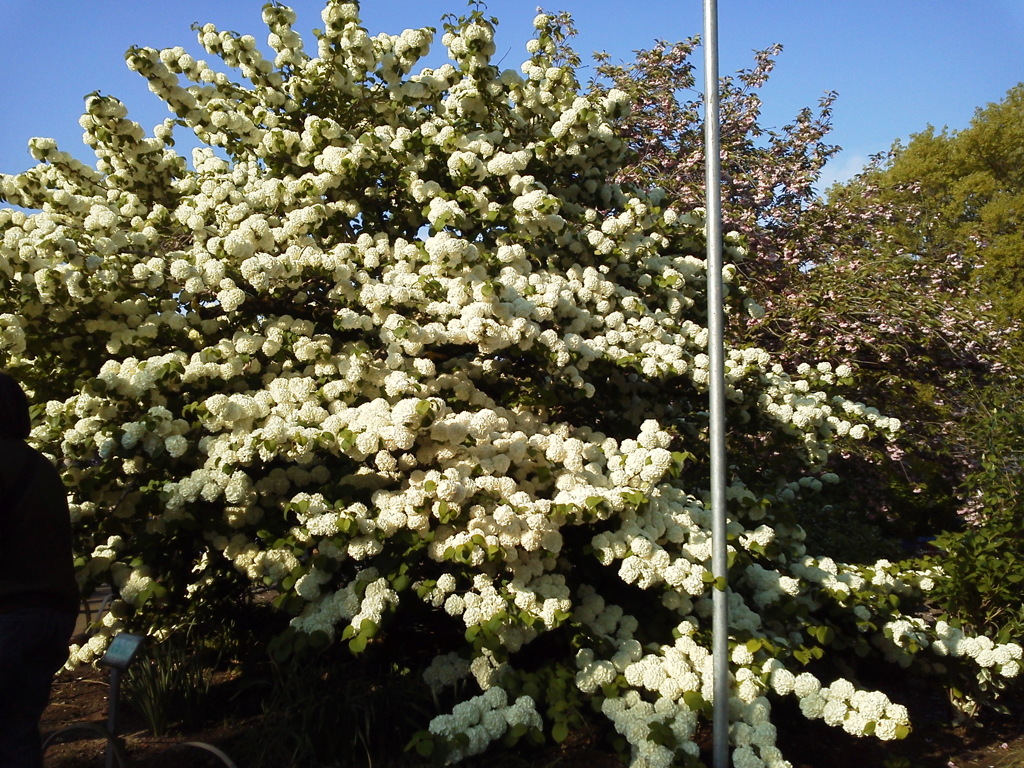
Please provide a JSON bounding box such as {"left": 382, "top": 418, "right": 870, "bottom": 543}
{"left": 348, "top": 633, "right": 368, "bottom": 654}
{"left": 359, "top": 618, "right": 378, "bottom": 637}
{"left": 682, "top": 691, "right": 705, "bottom": 711}
{"left": 551, "top": 721, "right": 569, "bottom": 743}
{"left": 391, "top": 573, "right": 410, "bottom": 592}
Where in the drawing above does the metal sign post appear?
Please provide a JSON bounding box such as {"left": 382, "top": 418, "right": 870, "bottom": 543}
{"left": 702, "top": 2, "right": 731, "bottom": 767}
{"left": 99, "top": 633, "right": 146, "bottom": 768}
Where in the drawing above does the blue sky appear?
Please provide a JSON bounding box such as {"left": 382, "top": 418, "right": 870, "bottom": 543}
{"left": 2, "top": 1, "right": 1022, "bottom": 191}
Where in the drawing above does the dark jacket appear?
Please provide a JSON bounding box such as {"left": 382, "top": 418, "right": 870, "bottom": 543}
{"left": 0, "top": 438, "right": 79, "bottom": 614}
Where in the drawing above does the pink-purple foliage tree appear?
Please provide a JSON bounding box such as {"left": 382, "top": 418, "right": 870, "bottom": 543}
{"left": 593, "top": 35, "right": 1018, "bottom": 548}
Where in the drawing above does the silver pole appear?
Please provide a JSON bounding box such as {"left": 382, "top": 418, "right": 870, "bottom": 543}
{"left": 702, "top": 2, "right": 731, "bottom": 768}
{"left": 106, "top": 667, "right": 121, "bottom": 768}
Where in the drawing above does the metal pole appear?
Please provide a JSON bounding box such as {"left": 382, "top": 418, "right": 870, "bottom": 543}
{"left": 702, "top": 2, "right": 731, "bottom": 767}
{"left": 106, "top": 667, "right": 121, "bottom": 768}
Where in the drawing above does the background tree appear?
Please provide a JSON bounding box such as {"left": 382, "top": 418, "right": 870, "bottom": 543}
{"left": 833, "top": 86, "right": 1024, "bottom": 653}
{"left": 836, "top": 84, "right": 1024, "bottom": 323}
{"left": 595, "top": 39, "right": 1021, "bottom": 548}
{"left": 825, "top": 86, "right": 1024, "bottom": 611}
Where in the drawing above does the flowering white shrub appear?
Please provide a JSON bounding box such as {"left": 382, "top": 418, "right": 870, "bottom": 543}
{"left": 1, "top": 3, "right": 1018, "bottom": 765}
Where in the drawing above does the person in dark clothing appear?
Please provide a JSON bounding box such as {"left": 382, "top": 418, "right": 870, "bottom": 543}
{"left": 0, "top": 372, "right": 79, "bottom": 768}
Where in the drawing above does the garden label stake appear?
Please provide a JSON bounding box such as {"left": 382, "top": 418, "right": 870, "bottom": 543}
{"left": 703, "top": 2, "right": 731, "bottom": 767}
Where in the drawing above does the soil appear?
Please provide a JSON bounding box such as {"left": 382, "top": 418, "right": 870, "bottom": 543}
{"left": 42, "top": 665, "right": 263, "bottom": 768}
{"left": 40, "top": 664, "right": 1024, "bottom": 768}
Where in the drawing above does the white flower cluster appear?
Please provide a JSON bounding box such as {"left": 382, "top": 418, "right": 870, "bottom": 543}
{"left": 602, "top": 690, "right": 700, "bottom": 768}
{"left": 290, "top": 569, "right": 398, "bottom": 640}
{"left": 423, "top": 651, "right": 472, "bottom": 693}
{"left": 729, "top": 699, "right": 788, "bottom": 768}
{"left": 787, "top": 674, "right": 909, "bottom": 740}
{"left": 928, "top": 621, "right": 1022, "bottom": 678}
{"left": 428, "top": 687, "right": 541, "bottom": 762}
{"left": 65, "top": 597, "right": 130, "bottom": 668}
{"left": 114, "top": 565, "right": 157, "bottom": 606}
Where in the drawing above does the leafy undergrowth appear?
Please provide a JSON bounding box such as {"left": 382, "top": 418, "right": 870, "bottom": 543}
{"left": 41, "top": 665, "right": 1023, "bottom": 768}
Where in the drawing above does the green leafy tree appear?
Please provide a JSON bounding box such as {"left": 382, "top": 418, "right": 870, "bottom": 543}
{"left": 1, "top": 4, "right": 1020, "bottom": 765}
{"left": 839, "top": 84, "right": 1024, "bottom": 323}
{"left": 827, "top": 88, "right": 1024, "bottom": 646}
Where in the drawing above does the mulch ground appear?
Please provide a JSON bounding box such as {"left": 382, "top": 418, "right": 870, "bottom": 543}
{"left": 42, "top": 665, "right": 261, "bottom": 768}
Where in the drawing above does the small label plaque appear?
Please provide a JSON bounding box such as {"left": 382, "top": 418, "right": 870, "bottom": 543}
{"left": 100, "top": 633, "right": 145, "bottom": 670}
